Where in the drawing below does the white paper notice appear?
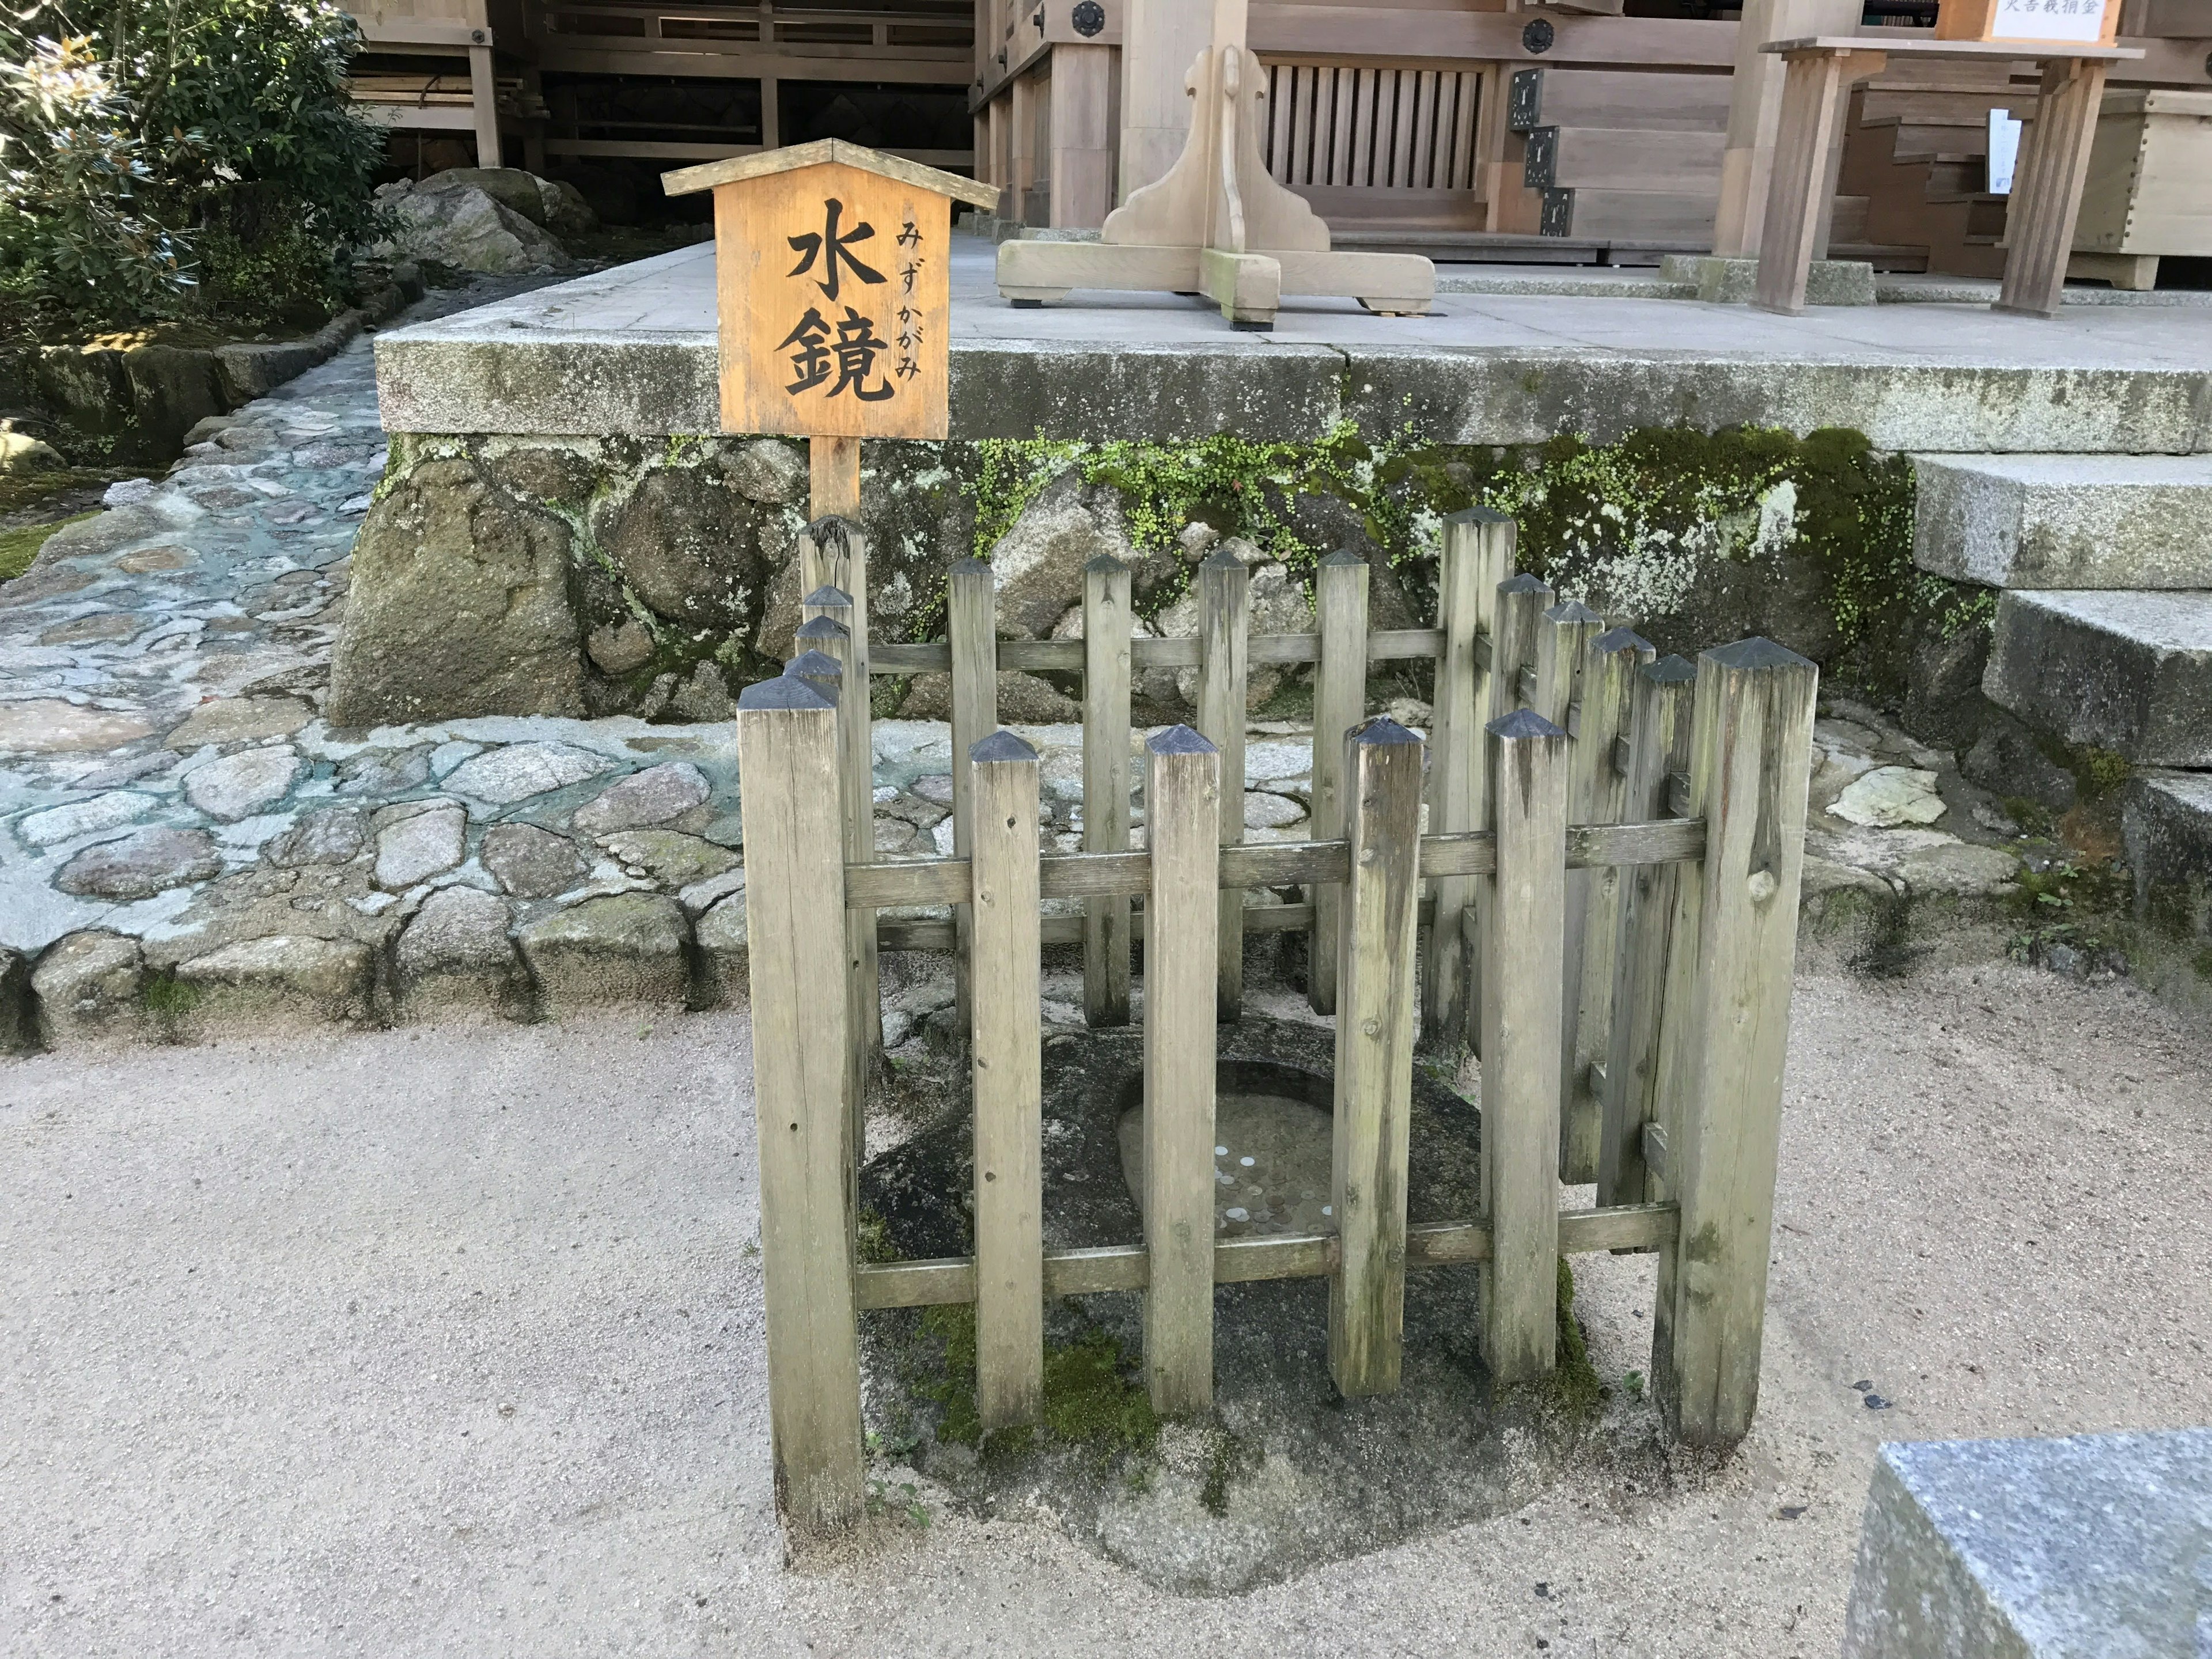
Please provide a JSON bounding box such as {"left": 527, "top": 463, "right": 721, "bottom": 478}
{"left": 1987, "top": 107, "right": 2022, "bottom": 192}
{"left": 1988, "top": 0, "right": 2107, "bottom": 44}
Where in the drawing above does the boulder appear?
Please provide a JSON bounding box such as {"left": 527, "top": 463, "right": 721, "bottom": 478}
{"left": 516, "top": 892, "right": 692, "bottom": 1014}
{"left": 0, "top": 429, "right": 65, "bottom": 475}
{"left": 395, "top": 885, "right": 523, "bottom": 1016}
{"left": 174, "top": 935, "right": 378, "bottom": 1028}
{"left": 0, "top": 947, "right": 32, "bottom": 1054}
{"left": 1960, "top": 710, "right": 2077, "bottom": 813}
{"left": 726, "top": 438, "right": 808, "bottom": 505}
{"left": 55, "top": 826, "right": 222, "bottom": 900}
{"left": 263, "top": 806, "right": 370, "bottom": 869}
{"left": 181, "top": 746, "right": 304, "bottom": 822}
{"left": 444, "top": 741, "right": 612, "bottom": 805}
{"left": 373, "top": 801, "right": 468, "bottom": 891}
{"left": 328, "top": 460, "right": 586, "bottom": 725}
{"left": 694, "top": 891, "right": 749, "bottom": 1005}
{"left": 482, "top": 823, "right": 592, "bottom": 897}
{"left": 986, "top": 469, "right": 1137, "bottom": 638}
{"left": 373, "top": 183, "right": 572, "bottom": 274}
{"left": 31, "top": 931, "right": 145, "bottom": 1046}
{"left": 410, "top": 166, "right": 552, "bottom": 225}
{"left": 571, "top": 762, "right": 711, "bottom": 832}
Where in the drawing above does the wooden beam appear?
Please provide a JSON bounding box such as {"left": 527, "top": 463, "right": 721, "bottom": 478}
{"left": 1308, "top": 550, "right": 1369, "bottom": 1017}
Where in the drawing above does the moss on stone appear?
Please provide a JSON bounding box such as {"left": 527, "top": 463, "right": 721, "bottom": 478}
{"left": 0, "top": 510, "right": 97, "bottom": 582}
{"left": 1548, "top": 1257, "right": 1605, "bottom": 1418}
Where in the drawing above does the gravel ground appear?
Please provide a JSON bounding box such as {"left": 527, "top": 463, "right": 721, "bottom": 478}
{"left": 3, "top": 946, "right": 2207, "bottom": 1658}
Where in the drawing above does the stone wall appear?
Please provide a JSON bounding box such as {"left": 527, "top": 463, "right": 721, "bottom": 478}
{"left": 331, "top": 424, "right": 1956, "bottom": 734}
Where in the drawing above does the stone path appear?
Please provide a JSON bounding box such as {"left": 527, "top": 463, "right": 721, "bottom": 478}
{"left": 0, "top": 287, "right": 2031, "bottom": 1050}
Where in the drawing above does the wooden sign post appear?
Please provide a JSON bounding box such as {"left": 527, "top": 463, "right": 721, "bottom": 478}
{"left": 664, "top": 139, "right": 999, "bottom": 517}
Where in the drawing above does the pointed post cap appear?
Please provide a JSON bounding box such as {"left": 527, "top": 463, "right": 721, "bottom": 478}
{"left": 802, "top": 584, "right": 853, "bottom": 611}
{"left": 1351, "top": 715, "right": 1423, "bottom": 747}
{"left": 1499, "top": 572, "right": 1554, "bottom": 597}
{"left": 1486, "top": 707, "right": 1567, "bottom": 741}
{"left": 969, "top": 728, "right": 1039, "bottom": 765}
{"left": 738, "top": 673, "right": 837, "bottom": 712}
{"left": 1545, "top": 599, "right": 1603, "bottom": 626}
{"left": 1643, "top": 653, "right": 1699, "bottom": 684}
{"left": 1594, "top": 625, "right": 1656, "bottom": 657}
{"left": 795, "top": 615, "right": 851, "bottom": 643}
{"left": 1082, "top": 552, "right": 1130, "bottom": 577}
{"left": 1319, "top": 547, "right": 1369, "bottom": 568}
{"left": 1703, "top": 635, "right": 1816, "bottom": 672}
{"left": 1146, "top": 724, "right": 1219, "bottom": 756}
{"left": 785, "top": 650, "right": 844, "bottom": 699}
{"left": 1445, "top": 502, "right": 1514, "bottom": 525}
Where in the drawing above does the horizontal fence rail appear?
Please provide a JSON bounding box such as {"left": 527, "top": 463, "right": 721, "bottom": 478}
{"left": 846, "top": 818, "right": 1707, "bottom": 911}
{"left": 854, "top": 1202, "right": 1682, "bottom": 1310}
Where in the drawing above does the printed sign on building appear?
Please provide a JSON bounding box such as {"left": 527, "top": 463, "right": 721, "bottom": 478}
{"left": 664, "top": 141, "right": 999, "bottom": 442}
{"left": 1938, "top": 0, "right": 2120, "bottom": 45}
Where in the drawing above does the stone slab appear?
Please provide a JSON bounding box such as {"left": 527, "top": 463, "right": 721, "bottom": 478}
{"left": 1658, "top": 254, "right": 1876, "bottom": 306}
{"left": 1912, "top": 453, "right": 2212, "bottom": 589}
{"left": 1841, "top": 1428, "right": 2212, "bottom": 1659}
{"left": 1985, "top": 590, "right": 2212, "bottom": 766}
{"left": 372, "top": 240, "right": 2212, "bottom": 453}
{"left": 2122, "top": 770, "right": 2212, "bottom": 892}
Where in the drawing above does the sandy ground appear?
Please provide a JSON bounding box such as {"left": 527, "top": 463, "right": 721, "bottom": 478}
{"left": 3, "top": 949, "right": 2209, "bottom": 1658}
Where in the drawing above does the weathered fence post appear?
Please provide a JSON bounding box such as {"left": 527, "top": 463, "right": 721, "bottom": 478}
{"left": 1308, "top": 549, "right": 1369, "bottom": 1016}
{"left": 736, "top": 673, "right": 862, "bottom": 1535}
{"left": 1082, "top": 554, "right": 1134, "bottom": 1028}
{"left": 1142, "top": 725, "right": 1222, "bottom": 1415}
{"left": 1469, "top": 574, "right": 1552, "bottom": 1055}
{"left": 1652, "top": 638, "right": 1817, "bottom": 1448}
{"left": 1598, "top": 654, "right": 1697, "bottom": 1210}
{"left": 800, "top": 570, "right": 881, "bottom": 1086}
{"left": 1559, "top": 624, "right": 1654, "bottom": 1182}
{"left": 795, "top": 612, "right": 875, "bottom": 1153}
{"left": 970, "top": 730, "right": 1044, "bottom": 1433}
{"left": 1330, "top": 717, "right": 1426, "bottom": 1398}
{"left": 948, "top": 557, "right": 998, "bottom": 1037}
{"left": 1196, "top": 550, "right": 1249, "bottom": 1022}
{"left": 1423, "top": 507, "right": 1514, "bottom": 1043}
{"left": 1479, "top": 707, "right": 1570, "bottom": 1384}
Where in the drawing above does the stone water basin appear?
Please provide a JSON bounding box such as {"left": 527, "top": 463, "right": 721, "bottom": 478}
{"left": 1114, "top": 1063, "right": 1338, "bottom": 1238}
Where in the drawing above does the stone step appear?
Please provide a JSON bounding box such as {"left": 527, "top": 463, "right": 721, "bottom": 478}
{"left": 1985, "top": 590, "right": 2212, "bottom": 767}
{"left": 1912, "top": 453, "right": 2212, "bottom": 590}
{"left": 2123, "top": 771, "right": 2212, "bottom": 900}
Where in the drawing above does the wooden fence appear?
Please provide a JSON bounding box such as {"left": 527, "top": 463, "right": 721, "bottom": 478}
{"left": 737, "top": 509, "right": 1817, "bottom": 1535}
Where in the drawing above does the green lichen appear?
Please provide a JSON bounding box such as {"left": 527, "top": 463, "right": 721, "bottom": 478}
{"left": 906, "top": 1304, "right": 1158, "bottom": 1466}
{"left": 0, "top": 510, "right": 97, "bottom": 582}
{"left": 140, "top": 970, "right": 199, "bottom": 1042}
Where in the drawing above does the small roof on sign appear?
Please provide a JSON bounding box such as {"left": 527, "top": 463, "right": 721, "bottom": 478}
{"left": 661, "top": 138, "right": 1002, "bottom": 209}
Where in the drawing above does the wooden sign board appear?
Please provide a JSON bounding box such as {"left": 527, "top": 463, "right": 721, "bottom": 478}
{"left": 1936, "top": 0, "right": 2120, "bottom": 46}
{"left": 665, "top": 141, "right": 999, "bottom": 442}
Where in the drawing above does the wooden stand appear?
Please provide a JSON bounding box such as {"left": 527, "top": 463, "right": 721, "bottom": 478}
{"left": 1752, "top": 37, "right": 2142, "bottom": 317}
{"left": 994, "top": 0, "right": 1434, "bottom": 329}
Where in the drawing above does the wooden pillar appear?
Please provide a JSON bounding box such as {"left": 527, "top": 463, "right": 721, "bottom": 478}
{"left": 971, "top": 730, "right": 1044, "bottom": 1433}
{"left": 1479, "top": 707, "right": 1570, "bottom": 1386}
{"left": 1142, "top": 725, "right": 1222, "bottom": 1416}
{"left": 735, "top": 674, "right": 862, "bottom": 1536}
{"left": 1308, "top": 550, "right": 1369, "bottom": 1017}
{"left": 948, "top": 559, "right": 998, "bottom": 1036}
{"left": 1328, "top": 717, "right": 1425, "bottom": 1399}
{"left": 761, "top": 73, "right": 781, "bottom": 150}
{"left": 1423, "top": 507, "right": 1515, "bottom": 1044}
{"left": 1469, "top": 573, "right": 1552, "bottom": 1056}
{"left": 1598, "top": 654, "right": 1697, "bottom": 1211}
{"left": 469, "top": 43, "right": 502, "bottom": 169}
{"left": 1051, "top": 43, "right": 1118, "bottom": 228}
{"left": 1653, "top": 639, "right": 1817, "bottom": 1448}
{"left": 795, "top": 608, "right": 878, "bottom": 1142}
{"left": 1082, "top": 555, "right": 1134, "bottom": 1027}
{"left": 1196, "top": 551, "right": 1249, "bottom": 1021}
{"left": 1010, "top": 71, "right": 1039, "bottom": 225}
{"left": 1997, "top": 58, "right": 2111, "bottom": 319}
{"left": 1753, "top": 48, "right": 1884, "bottom": 316}
{"left": 1713, "top": 0, "right": 1863, "bottom": 256}
{"left": 1118, "top": 0, "right": 1218, "bottom": 202}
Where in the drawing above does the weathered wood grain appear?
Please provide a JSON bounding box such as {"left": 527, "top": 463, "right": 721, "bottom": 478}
{"left": 1652, "top": 638, "right": 1818, "bottom": 1449}
{"left": 1330, "top": 717, "right": 1426, "bottom": 1397}
{"left": 1142, "top": 725, "right": 1222, "bottom": 1415}
{"left": 1308, "top": 550, "right": 1369, "bottom": 1016}
{"left": 969, "top": 730, "right": 1044, "bottom": 1432}
{"left": 1197, "top": 552, "right": 1250, "bottom": 1020}
{"left": 1082, "top": 555, "right": 1134, "bottom": 1028}
{"left": 735, "top": 675, "right": 862, "bottom": 1535}
{"left": 948, "top": 558, "right": 996, "bottom": 1038}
